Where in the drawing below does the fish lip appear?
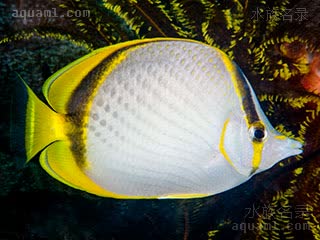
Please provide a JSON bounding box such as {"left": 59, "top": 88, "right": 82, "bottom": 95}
{"left": 291, "top": 144, "right": 304, "bottom": 155}
{"left": 293, "top": 139, "right": 303, "bottom": 148}
{"left": 286, "top": 139, "right": 304, "bottom": 155}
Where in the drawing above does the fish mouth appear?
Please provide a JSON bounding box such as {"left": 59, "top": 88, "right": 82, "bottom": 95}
{"left": 287, "top": 139, "right": 304, "bottom": 155}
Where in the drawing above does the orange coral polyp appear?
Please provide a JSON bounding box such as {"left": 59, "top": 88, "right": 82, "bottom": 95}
{"left": 301, "top": 54, "right": 320, "bottom": 95}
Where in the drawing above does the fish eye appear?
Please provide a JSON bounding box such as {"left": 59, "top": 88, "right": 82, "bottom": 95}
{"left": 249, "top": 123, "right": 267, "bottom": 142}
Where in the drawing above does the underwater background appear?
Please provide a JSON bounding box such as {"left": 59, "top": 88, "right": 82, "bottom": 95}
{"left": 1, "top": 0, "right": 320, "bottom": 239}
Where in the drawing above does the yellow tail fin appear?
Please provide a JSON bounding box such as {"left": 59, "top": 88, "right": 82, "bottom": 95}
{"left": 11, "top": 78, "right": 67, "bottom": 164}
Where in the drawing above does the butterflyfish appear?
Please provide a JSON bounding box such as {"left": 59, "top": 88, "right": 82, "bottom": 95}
{"left": 13, "top": 38, "right": 303, "bottom": 199}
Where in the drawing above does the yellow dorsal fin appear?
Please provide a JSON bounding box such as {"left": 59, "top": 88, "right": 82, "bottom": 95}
{"left": 42, "top": 47, "right": 118, "bottom": 114}
{"left": 42, "top": 38, "right": 183, "bottom": 114}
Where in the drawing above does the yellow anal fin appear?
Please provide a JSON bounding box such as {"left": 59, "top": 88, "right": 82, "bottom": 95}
{"left": 39, "top": 141, "right": 202, "bottom": 199}
{"left": 39, "top": 141, "right": 123, "bottom": 198}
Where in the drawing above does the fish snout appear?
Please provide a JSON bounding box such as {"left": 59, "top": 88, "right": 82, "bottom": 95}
{"left": 287, "top": 138, "right": 304, "bottom": 155}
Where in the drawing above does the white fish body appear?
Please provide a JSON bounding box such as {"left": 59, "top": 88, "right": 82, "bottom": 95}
{"left": 16, "top": 39, "right": 303, "bottom": 199}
